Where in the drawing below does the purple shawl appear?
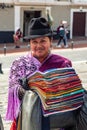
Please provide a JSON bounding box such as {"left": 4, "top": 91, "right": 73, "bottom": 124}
{"left": 6, "top": 53, "right": 72, "bottom": 121}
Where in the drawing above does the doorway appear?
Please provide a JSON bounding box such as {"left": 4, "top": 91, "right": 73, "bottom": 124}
{"left": 73, "top": 12, "right": 86, "bottom": 37}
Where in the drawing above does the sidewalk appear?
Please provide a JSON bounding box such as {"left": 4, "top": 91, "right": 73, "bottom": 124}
{"left": 0, "top": 38, "right": 87, "bottom": 54}
{"left": 0, "top": 42, "right": 29, "bottom": 54}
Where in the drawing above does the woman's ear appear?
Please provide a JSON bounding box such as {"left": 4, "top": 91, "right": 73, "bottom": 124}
{"left": 50, "top": 37, "right": 53, "bottom": 48}
{"left": 50, "top": 43, "right": 53, "bottom": 48}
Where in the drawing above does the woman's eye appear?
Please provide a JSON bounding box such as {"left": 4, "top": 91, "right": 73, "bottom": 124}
{"left": 32, "top": 41, "right": 37, "bottom": 44}
{"left": 31, "top": 39, "right": 47, "bottom": 45}
{"left": 41, "top": 40, "right": 46, "bottom": 43}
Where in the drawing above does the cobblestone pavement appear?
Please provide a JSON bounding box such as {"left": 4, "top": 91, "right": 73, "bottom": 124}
{"left": 0, "top": 48, "right": 87, "bottom": 130}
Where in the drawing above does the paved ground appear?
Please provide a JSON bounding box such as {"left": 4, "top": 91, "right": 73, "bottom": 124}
{"left": 0, "top": 39, "right": 87, "bottom": 130}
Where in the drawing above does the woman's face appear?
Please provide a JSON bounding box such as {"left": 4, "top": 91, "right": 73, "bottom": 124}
{"left": 30, "top": 36, "right": 52, "bottom": 63}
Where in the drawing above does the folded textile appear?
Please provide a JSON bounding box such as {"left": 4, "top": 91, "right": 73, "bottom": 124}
{"left": 28, "top": 67, "right": 84, "bottom": 117}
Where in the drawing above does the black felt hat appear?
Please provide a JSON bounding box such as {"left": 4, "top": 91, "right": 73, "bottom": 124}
{"left": 24, "top": 17, "right": 53, "bottom": 40}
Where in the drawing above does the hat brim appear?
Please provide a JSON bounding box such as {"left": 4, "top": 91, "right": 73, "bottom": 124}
{"left": 24, "top": 32, "right": 56, "bottom": 40}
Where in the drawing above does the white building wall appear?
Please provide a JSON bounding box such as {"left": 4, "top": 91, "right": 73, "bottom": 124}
{"left": 0, "top": 8, "right": 14, "bottom": 31}
{"left": 1, "top": 0, "right": 87, "bottom": 3}
{"left": 14, "top": 6, "right": 21, "bottom": 32}
{"left": 72, "top": 0, "right": 87, "bottom": 2}
{"left": 18, "top": 0, "right": 54, "bottom": 2}
{"left": 1, "top": 0, "right": 53, "bottom": 3}
{"left": 0, "top": 0, "right": 13, "bottom": 3}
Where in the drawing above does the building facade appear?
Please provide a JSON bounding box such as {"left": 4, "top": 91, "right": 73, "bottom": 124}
{"left": 0, "top": 0, "right": 87, "bottom": 43}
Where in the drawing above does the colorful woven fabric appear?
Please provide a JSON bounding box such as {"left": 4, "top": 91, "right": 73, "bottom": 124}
{"left": 28, "top": 67, "right": 84, "bottom": 117}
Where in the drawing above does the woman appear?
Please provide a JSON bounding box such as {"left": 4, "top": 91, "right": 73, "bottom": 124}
{"left": 57, "top": 21, "right": 68, "bottom": 48}
{"left": 6, "top": 17, "right": 86, "bottom": 130}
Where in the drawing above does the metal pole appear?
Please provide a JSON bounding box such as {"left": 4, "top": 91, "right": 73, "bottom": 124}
{"left": 4, "top": 44, "right": 6, "bottom": 55}
{"left": 71, "top": 41, "right": 74, "bottom": 49}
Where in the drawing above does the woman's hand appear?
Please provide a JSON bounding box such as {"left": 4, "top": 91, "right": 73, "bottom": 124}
{"left": 18, "top": 78, "right": 29, "bottom": 100}
{"left": 19, "top": 78, "right": 29, "bottom": 90}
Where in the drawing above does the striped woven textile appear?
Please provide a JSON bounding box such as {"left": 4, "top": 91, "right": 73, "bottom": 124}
{"left": 28, "top": 67, "right": 84, "bottom": 117}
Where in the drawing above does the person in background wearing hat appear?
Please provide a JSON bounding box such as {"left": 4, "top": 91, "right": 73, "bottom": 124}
{"left": 5, "top": 17, "right": 87, "bottom": 130}
{"left": 57, "top": 21, "right": 68, "bottom": 48}
{"left": 13, "top": 28, "right": 23, "bottom": 48}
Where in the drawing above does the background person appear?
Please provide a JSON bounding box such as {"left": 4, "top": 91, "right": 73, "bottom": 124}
{"left": 13, "top": 28, "right": 23, "bottom": 48}
{"left": 57, "top": 21, "right": 68, "bottom": 48}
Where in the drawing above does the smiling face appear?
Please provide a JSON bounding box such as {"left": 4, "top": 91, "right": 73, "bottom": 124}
{"left": 30, "top": 36, "right": 52, "bottom": 63}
